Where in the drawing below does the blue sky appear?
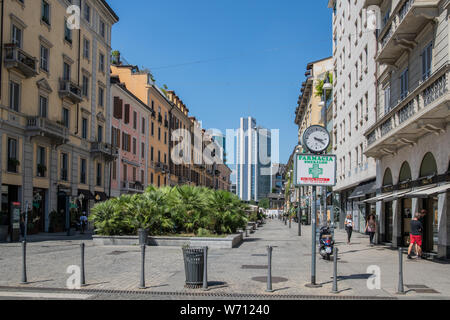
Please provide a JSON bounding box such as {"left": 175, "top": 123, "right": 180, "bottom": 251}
{"left": 108, "top": 0, "right": 332, "bottom": 164}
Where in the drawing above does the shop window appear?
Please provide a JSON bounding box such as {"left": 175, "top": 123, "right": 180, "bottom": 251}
{"left": 420, "top": 152, "right": 437, "bottom": 178}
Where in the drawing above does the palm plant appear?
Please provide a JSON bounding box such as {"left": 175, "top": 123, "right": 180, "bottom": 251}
{"left": 171, "top": 185, "right": 209, "bottom": 234}
{"left": 208, "top": 190, "right": 247, "bottom": 234}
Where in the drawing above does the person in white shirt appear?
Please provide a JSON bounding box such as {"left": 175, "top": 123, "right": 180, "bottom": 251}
{"left": 344, "top": 214, "right": 354, "bottom": 245}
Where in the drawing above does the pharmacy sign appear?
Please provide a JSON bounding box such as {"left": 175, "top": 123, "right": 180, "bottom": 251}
{"left": 294, "top": 154, "right": 337, "bottom": 187}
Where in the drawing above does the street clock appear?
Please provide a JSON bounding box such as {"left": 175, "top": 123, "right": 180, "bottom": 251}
{"left": 302, "top": 125, "right": 330, "bottom": 154}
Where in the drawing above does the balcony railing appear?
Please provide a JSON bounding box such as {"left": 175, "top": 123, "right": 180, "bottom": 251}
{"left": 121, "top": 181, "right": 144, "bottom": 193}
{"left": 4, "top": 44, "right": 38, "bottom": 78}
{"left": 59, "top": 79, "right": 82, "bottom": 104}
{"left": 365, "top": 63, "right": 449, "bottom": 153}
{"left": 91, "top": 142, "right": 118, "bottom": 161}
{"left": 26, "top": 116, "right": 69, "bottom": 144}
{"left": 155, "top": 162, "right": 168, "bottom": 173}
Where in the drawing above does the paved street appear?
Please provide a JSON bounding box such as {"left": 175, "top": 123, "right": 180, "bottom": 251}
{"left": 1, "top": 220, "right": 449, "bottom": 299}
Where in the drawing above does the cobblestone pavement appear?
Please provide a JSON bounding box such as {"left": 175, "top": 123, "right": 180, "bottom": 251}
{"left": 1, "top": 220, "right": 449, "bottom": 299}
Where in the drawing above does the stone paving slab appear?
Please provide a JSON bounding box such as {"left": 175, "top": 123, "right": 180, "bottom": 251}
{"left": 1, "top": 220, "right": 449, "bottom": 299}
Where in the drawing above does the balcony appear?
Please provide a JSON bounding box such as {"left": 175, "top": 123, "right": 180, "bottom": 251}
{"left": 4, "top": 44, "right": 38, "bottom": 78}
{"left": 376, "top": 0, "right": 439, "bottom": 66}
{"left": 91, "top": 142, "right": 118, "bottom": 161}
{"left": 365, "top": 63, "right": 450, "bottom": 158}
{"left": 155, "top": 162, "right": 168, "bottom": 173}
{"left": 121, "top": 181, "right": 144, "bottom": 193}
{"left": 25, "top": 117, "right": 69, "bottom": 144}
{"left": 59, "top": 79, "right": 83, "bottom": 104}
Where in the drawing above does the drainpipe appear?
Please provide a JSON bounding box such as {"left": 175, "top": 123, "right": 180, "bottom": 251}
{"left": 0, "top": 0, "right": 4, "bottom": 100}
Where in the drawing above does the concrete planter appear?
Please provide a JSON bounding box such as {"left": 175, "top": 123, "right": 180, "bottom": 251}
{"left": 248, "top": 222, "right": 257, "bottom": 230}
{"left": 93, "top": 233, "right": 243, "bottom": 249}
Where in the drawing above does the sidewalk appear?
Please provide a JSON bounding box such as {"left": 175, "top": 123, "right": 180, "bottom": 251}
{"left": 0, "top": 220, "right": 449, "bottom": 299}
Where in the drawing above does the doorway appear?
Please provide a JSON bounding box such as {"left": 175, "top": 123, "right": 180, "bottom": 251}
{"left": 384, "top": 202, "right": 393, "bottom": 243}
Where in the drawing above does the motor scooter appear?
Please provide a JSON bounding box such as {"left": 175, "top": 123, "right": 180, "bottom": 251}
{"left": 319, "top": 226, "right": 334, "bottom": 260}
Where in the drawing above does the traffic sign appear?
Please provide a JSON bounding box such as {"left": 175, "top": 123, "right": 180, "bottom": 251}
{"left": 294, "top": 154, "right": 337, "bottom": 187}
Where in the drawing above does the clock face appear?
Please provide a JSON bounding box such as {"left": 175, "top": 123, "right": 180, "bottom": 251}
{"left": 303, "top": 126, "right": 330, "bottom": 153}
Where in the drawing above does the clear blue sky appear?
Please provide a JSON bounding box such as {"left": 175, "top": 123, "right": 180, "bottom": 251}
{"left": 108, "top": 0, "right": 332, "bottom": 164}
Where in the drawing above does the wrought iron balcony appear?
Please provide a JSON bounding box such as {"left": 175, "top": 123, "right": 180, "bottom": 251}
{"left": 376, "top": 0, "right": 439, "bottom": 65}
{"left": 4, "top": 44, "right": 38, "bottom": 78}
{"left": 121, "top": 181, "right": 144, "bottom": 193}
{"left": 365, "top": 63, "right": 449, "bottom": 158}
{"left": 155, "top": 162, "right": 168, "bottom": 173}
{"left": 91, "top": 142, "right": 119, "bottom": 161}
{"left": 59, "top": 79, "right": 83, "bottom": 104}
{"left": 25, "top": 117, "right": 69, "bottom": 144}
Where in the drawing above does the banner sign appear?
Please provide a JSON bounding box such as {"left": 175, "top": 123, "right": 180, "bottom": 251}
{"left": 294, "top": 154, "right": 337, "bottom": 187}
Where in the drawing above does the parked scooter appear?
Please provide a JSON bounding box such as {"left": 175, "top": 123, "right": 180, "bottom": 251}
{"left": 319, "top": 226, "right": 334, "bottom": 260}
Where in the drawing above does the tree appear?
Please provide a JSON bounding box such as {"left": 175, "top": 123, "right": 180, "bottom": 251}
{"left": 259, "top": 198, "right": 270, "bottom": 209}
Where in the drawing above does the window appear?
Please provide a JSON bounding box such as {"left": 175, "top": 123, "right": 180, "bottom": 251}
{"left": 100, "top": 20, "right": 106, "bottom": 38}
{"left": 39, "top": 96, "right": 48, "bottom": 118}
{"left": 61, "top": 153, "right": 68, "bottom": 181}
{"left": 84, "top": 3, "right": 91, "bottom": 22}
{"left": 132, "top": 137, "right": 137, "bottom": 155}
{"left": 82, "top": 75, "right": 89, "bottom": 97}
{"left": 133, "top": 167, "right": 137, "bottom": 182}
{"left": 123, "top": 164, "right": 127, "bottom": 181}
{"left": 400, "top": 68, "right": 409, "bottom": 100}
{"left": 82, "top": 118, "right": 88, "bottom": 139}
{"left": 9, "top": 81, "right": 20, "bottom": 112}
{"left": 37, "top": 146, "right": 46, "bottom": 177}
{"left": 42, "top": 0, "right": 50, "bottom": 25}
{"left": 141, "top": 170, "right": 145, "bottom": 184}
{"left": 62, "top": 107, "right": 69, "bottom": 128}
{"left": 112, "top": 161, "right": 117, "bottom": 180}
{"left": 141, "top": 142, "right": 145, "bottom": 158}
{"left": 384, "top": 85, "right": 391, "bottom": 113}
{"left": 124, "top": 104, "right": 130, "bottom": 123}
{"left": 142, "top": 118, "right": 146, "bottom": 134}
{"left": 7, "top": 138, "right": 18, "bottom": 173}
{"left": 151, "top": 122, "right": 154, "bottom": 136}
{"left": 63, "top": 62, "right": 71, "bottom": 80}
{"left": 133, "top": 111, "right": 137, "bottom": 129}
{"left": 164, "top": 132, "right": 167, "bottom": 144}
{"left": 99, "top": 53, "right": 105, "bottom": 72}
{"left": 158, "top": 127, "right": 161, "bottom": 141}
{"left": 98, "top": 87, "right": 104, "bottom": 107}
{"left": 151, "top": 147, "right": 154, "bottom": 161}
{"left": 97, "top": 125, "right": 103, "bottom": 142}
{"left": 12, "top": 24, "right": 22, "bottom": 48}
{"left": 64, "top": 19, "right": 72, "bottom": 43}
{"left": 151, "top": 173, "right": 154, "bottom": 185}
{"left": 83, "top": 38, "right": 90, "bottom": 59}
{"left": 40, "top": 45, "right": 49, "bottom": 72}
{"left": 422, "top": 43, "right": 432, "bottom": 81}
{"left": 80, "top": 158, "right": 87, "bottom": 184}
{"left": 96, "top": 163, "right": 102, "bottom": 186}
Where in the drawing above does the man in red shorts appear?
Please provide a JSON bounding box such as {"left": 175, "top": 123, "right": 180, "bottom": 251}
{"left": 408, "top": 213, "right": 423, "bottom": 259}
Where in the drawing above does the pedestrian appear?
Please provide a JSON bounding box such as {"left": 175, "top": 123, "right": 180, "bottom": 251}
{"left": 408, "top": 213, "right": 423, "bottom": 259}
{"left": 345, "top": 214, "right": 354, "bottom": 245}
{"left": 80, "top": 212, "right": 88, "bottom": 234}
{"left": 365, "top": 214, "right": 377, "bottom": 246}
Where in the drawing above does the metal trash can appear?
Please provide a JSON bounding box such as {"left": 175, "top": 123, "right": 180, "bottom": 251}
{"left": 182, "top": 247, "right": 205, "bottom": 288}
{"left": 138, "top": 228, "right": 148, "bottom": 245}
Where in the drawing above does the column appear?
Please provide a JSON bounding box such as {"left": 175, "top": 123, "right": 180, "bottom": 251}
{"left": 22, "top": 138, "right": 34, "bottom": 226}
{"left": 48, "top": 148, "right": 58, "bottom": 224}
{"left": 392, "top": 199, "right": 401, "bottom": 247}
{"left": 377, "top": 200, "right": 384, "bottom": 244}
{"left": 437, "top": 192, "right": 449, "bottom": 259}
{"left": 411, "top": 197, "right": 419, "bottom": 217}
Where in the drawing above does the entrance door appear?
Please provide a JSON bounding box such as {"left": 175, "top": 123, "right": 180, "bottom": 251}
{"left": 401, "top": 198, "right": 412, "bottom": 247}
{"left": 385, "top": 202, "right": 393, "bottom": 243}
{"left": 421, "top": 198, "right": 437, "bottom": 253}
{"left": 33, "top": 189, "right": 46, "bottom": 232}
{"left": 57, "top": 192, "right": 68, "bottom": 231}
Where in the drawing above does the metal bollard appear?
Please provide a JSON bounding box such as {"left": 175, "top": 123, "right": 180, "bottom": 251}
{"left": 332, "top": 247, "right": 339, "bottom": 293}
{"left": 245, "top": 228, "right": 248, "bottom": 237}
{"left": 203, "top": 246, "right": 208, "bottom": 291}
{"left": 80, "top": 243, "right": 86, "bottom": 286}
{"left": 21, "top": 241, "right": 27, "bottom": 284}
{"left": 397, "top": 247, "right": 405, "bottom": 294}
{"left": 284, "top": 218, "right": 287, "bottom": 226}
{"left": 266, "top": 246, "right": 274, "bottom": 292}
{"left": 139, "top": 244, "right": 146, "bottom": 289}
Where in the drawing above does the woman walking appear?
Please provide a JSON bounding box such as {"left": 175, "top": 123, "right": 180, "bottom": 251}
{"left": 365, "top": 214, "right": 377, "bottom": 246}
{"left": 345, "top": 214, "right": 354, "bottom": 244}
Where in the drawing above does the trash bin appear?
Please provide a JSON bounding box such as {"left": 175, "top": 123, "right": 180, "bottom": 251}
{"left": 182, "top": 247, "right": 205, "bottom": 288}
{"left": 138, "top": 228, "right": 148, "bottom": 245}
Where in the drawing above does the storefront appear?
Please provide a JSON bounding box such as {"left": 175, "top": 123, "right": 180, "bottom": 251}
{"left": 32, "top": 188, "right": 47, "bottom": 233}
{"left": 347, "top": 180, "right": 376, "bottom": 233}
{"left": 1, "top": 184, "right": 20, "bottom": 241}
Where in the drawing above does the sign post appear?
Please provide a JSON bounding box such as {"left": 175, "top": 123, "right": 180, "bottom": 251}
{"left": 294, "top": 152, "right": 337, "bottom": 288}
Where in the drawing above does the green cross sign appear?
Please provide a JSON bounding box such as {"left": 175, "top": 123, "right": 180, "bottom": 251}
{"left": 309, "top": 164, "right": 323, "bottom": 178}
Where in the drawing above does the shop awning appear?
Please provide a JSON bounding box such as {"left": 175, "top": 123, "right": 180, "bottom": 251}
{"left": 348, "top": 181, "right": 377, "bottom": 200}
{"left": 94, "top": 192, "right": 108, "bottom": 202}
{"left": 382, "top": 189, "right": 413, "bottom": 202}
{"left": 78, "top": 189, "right": 94, "bottom": 200}
{"left": 403, "top": 183, "right": 450, "bottom": 199}
{"left": 362, "top": 193, "right": 393, "bottom": 204}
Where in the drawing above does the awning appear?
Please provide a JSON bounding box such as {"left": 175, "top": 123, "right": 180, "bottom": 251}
{"left": 382, "top": 189, "right": 412, "bottom": 202}
{"left": 363, "top": 193, "right": 393, "bottom": 204}
{"left": 94, "top": 192, "right": 108, "bottom": 202}
{"left": 404, "top": 183, "right": 450, "bottom": 199}
{"left": 348, "top": 181, "right": 377, "bottom": 200}
{"left": 78, "top": 189, "right": 94, "bottom": 200}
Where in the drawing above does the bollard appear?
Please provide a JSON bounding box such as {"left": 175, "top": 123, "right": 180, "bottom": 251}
{"left": 284, "top": 218, "right": 287, "bottom": 226}
{"left": 289, "top": 218, "right": 291, "bottom": 229}
{"left": 139, "top": 244, "right": 146, "bottom": 289}
{"left": 80, "top": 243, "right": 86, "bottom": 286}
{"left": 266, "top": 246, "right": 274, "bottom": 292}
{"left": 203, "top": 246, "right": 208, "bottom": 291}
{"left": 21, "top": 241, "right": 27, "bottom": 284}
{"left": 245, "top": 228, "right": 248, "bottom": 237}
{"left": 332, "top": 247, "right": 339, "bottom": 293}
{"left": 397, "top": 247, "right": 405, "bottom": 294}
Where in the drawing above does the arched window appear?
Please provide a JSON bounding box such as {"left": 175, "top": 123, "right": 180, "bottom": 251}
{"left": 419, "top": 152, "right": 437, "bottom": 178}
{"left": 399, "top": 162, "right": 412, "bottom": 183}
{"left": 383, "top": 168, "right": 393, "bottom": 186}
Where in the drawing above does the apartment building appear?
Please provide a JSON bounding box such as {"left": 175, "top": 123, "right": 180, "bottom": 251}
{"left": 110, "top": 63, "right": 170, "bottom": 188}
{"left": 361, "top": 0, "right": 449, "bottom": 259}
{"left": 0, "top": 0, "right": 118, "bottom": 235}
{"left": 110, "top": 75, "right": 151, "bottom": 197}
{"left": 328, "top": 0, "right": 378, "bottom": 232}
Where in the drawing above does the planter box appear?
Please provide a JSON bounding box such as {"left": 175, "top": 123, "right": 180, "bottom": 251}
{"left": 248, "top": 222, "right": 257, "bottom": 230}
{"left": 93, "top": 233, "right": 243, "bottom": 249}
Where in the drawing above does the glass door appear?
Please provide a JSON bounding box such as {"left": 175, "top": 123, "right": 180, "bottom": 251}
{"left": 385, "top": 202, "right": 393, "bottom": 243}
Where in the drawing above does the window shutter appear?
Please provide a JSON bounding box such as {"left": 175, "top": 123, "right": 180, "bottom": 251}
{"left": 128, "top": 134, "right": 131, "bottom": 152}
{"left": 124, "top": 104, "right": 130, "bottom": 123}
{"left": 117, "top": 129, "right": 121, "bottom": 148}
{"left": 114, "top": 97, "right": 123, "bottom": 119}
